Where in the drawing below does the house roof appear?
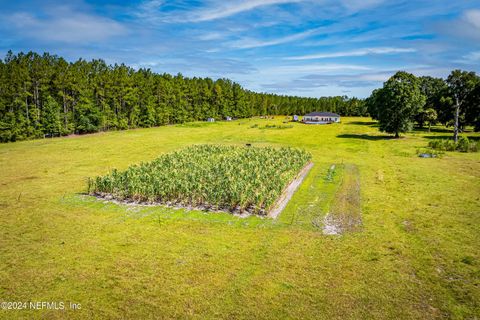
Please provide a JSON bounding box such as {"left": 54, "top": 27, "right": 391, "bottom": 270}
{"left": 305, "top": 111, "right": 340, "bottom": 117}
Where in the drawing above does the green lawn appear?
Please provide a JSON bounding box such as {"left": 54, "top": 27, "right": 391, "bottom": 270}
{"left": 0, "top": 117, "right": 479, "bottom": 319}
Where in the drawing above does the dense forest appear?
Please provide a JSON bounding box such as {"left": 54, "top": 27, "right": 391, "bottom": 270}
{"left": 0, "top": 51, "right": 366, "bottom": 142}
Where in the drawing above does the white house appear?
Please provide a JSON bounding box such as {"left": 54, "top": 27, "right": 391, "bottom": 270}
{"left": 303, "top": 112, "right": 340, "bottom": 124}
{"left": 207, "top": 118, "right": 215, "bottom": 122}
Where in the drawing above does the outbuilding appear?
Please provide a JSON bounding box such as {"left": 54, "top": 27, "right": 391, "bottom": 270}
{"left": 207, "top": 118, "right": 215, "bottom": 122}
{"left": 303, "top": 112, "right": 340, "bottom": 124}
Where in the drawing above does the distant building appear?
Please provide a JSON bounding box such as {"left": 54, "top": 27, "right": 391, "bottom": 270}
{"left": 207, "top": 118, "right": 215, "bottom": 122}
{"left": 292, "top": 115, "right": 299, "bottom": 122}
{"left": 225, "top": 116, "right": 232, "bottom": 121}
{"left": 303, "top": 112, "right": 340, "bottom": 124}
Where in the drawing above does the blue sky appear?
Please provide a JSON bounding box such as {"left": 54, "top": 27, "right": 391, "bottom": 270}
{"left": 1, "top": 0, "right": 479, "bottom": 97}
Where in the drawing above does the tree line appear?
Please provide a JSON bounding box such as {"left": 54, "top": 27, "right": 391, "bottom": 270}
{"left": 0, "top": 51, "right": 367, "bottom": 142}
{"left": 366, "top": 70, "right": 480, "bottom": 140}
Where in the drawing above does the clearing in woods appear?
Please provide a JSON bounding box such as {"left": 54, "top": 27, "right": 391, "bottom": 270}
{"left": 0, "top": 117, "right": 479, "bottom": 319}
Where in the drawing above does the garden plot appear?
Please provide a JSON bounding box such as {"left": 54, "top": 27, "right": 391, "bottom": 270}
{"left": 88, "top": 144, "right": 311, "bottom": 216}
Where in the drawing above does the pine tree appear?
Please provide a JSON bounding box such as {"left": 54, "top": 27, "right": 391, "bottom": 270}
{"left": 0, "top": 50, "right": 379, "bottom": 143}
{"left": 41, "top": 95, "right": 62, "bottom": 137}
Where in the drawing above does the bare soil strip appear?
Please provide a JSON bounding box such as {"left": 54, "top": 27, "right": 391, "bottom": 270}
{"left": 268, "top": 162, "right": 314, "bottom": 219}
{"left": 323, "top": 164, "right": 362, "bottom": 235}
{"left": 91, "top": 193, "right": 254, "bottom": 218}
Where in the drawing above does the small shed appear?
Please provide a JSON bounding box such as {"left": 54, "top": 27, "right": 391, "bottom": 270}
{"left": 292, "top": 115, "right": 299, "bottom": 122}
{"left": 303, "top": 112, "right": 340, "bottom": 124}
{"left": 225, "top": 116, "right": 232, "bottom": 121}
{"left": 207, "top": 118, "right": 215, "bottom": 122}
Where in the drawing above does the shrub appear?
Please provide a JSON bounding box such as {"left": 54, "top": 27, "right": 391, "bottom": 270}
{"left": 457, "top": 136, "right": 470, "bottom": 152}
{"left": 445, "top": 140, "right": 456, "bottom": 151}
{"left": 325, "top": 164, "right": 336, "bottom": 182}
{"left": 470, "top": 141, "right": 479, "bottom": 152}
{"left": 260, "top": 124, "right": 293, "bottom": 130}
{"left": 428, "top": 137, "right": 479, "bottom": 153}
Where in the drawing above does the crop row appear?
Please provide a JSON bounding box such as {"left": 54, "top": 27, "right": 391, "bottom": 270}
{"left": 88, "top": 144, "right": 311, "bottom": 214}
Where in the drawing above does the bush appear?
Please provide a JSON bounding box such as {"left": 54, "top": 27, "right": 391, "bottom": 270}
{"left": 261, "top": 124, "right": 293, "bottom": 130}
{"left": 116, "top": 118, "right": 129, "bottom": 130}
{"left": 470, "top": 142, "right": 479, "bottom": 152}
{"left": 325, "top": 164, "right": 336, "bottom": 182}
{"left": 428, "top": 137, "right": 479, "bottom": 153}
{"left": 445, "top": 140, "right": 456, "bottom": 151}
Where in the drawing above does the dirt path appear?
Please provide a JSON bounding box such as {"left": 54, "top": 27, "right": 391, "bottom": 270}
{"left": 322, "top": 163, "right": 362, "bottom": 235}
{"left": 268, "top": 162, "right": 314, "bottom": 219}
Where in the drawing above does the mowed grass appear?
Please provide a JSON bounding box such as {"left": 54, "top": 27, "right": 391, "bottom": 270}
{"left": 0, "top": 117, "right": 479, "bottom": 319}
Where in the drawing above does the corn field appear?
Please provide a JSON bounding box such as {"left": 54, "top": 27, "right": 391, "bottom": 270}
{"left": 88, "top": 144, "right": 311, "bottom": 214}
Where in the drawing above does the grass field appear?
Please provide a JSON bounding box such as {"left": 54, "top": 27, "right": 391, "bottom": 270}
{"left": 0, "top": 117, "right": 479, "bottom": 319}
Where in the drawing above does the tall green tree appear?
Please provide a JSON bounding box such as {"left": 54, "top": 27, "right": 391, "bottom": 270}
{"left": 75, "top": 97, "right": 101, "bottom": 134}
{"left": 424, "top": 108, "right": 438, "bottom": 132}
{"left": 465, "top": 83, "right": 480, "bottom": 132}
{"left": 446, "top": 70, "right": 479, "bottom": 142}
{"left": 416, "top": 76, "right": 447, "bottom": 128}
{"left": 376, "top": 71, "right": 426, "bottom": 138}
{"left": 365, "top": 88, "right": 381, "bottom": 120}
{"left": 0, "top": 111, "right": 17, "bottom": 142}
{"left": 0, "top": 50, "right": 415, "bottom": 143}
{"left": 41, "top": 95, "right": 62, "bottom": 136}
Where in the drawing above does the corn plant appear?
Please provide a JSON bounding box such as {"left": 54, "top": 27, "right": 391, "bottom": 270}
{"left": 88, "top": 144, "right": 311, "bottom": 215}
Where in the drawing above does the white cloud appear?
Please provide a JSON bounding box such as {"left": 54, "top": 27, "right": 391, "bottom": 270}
{"left": 438, "top": 9, "right": 480, "bottom": 41}
{"left": 464, "top": 51, "right": 480, "bottom": 61}
{"left": 197, "top": 32, "right": 227, "bottom": 41}
{"left": 228, "top": 27, "right": 324, "bottom": 49}
{"left": 139, "top": 0, "right": 164, "bottom": 12}
{"left": 257, "top": 65, "right": 452, "bottom": 97}
{"left": 137, "top": 0, "right": 306, "bottom": 23}
{"left": 260, "top": 63, "right": 371, "bottom": 77}
{"left": 285, "top": 47, "right": 416, "bottom": 60}
{"left": 188, "top": 0, "right": 306, "bottom": 22}
{"left": 340, "top": 0, "right": 384, "bottom": 11}
{"left": 455, "top": 51, "right": 480, "bottom": 64}
{"left": 7, "top": 9, "right": 125, "bottom": 43}
{"left": 464, "top": 9, "right": 480, "bottom": 29}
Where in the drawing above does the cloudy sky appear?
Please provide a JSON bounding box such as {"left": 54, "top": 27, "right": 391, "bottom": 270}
{"left": 1, "top": 0, "right": 479, "bottom": 97}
